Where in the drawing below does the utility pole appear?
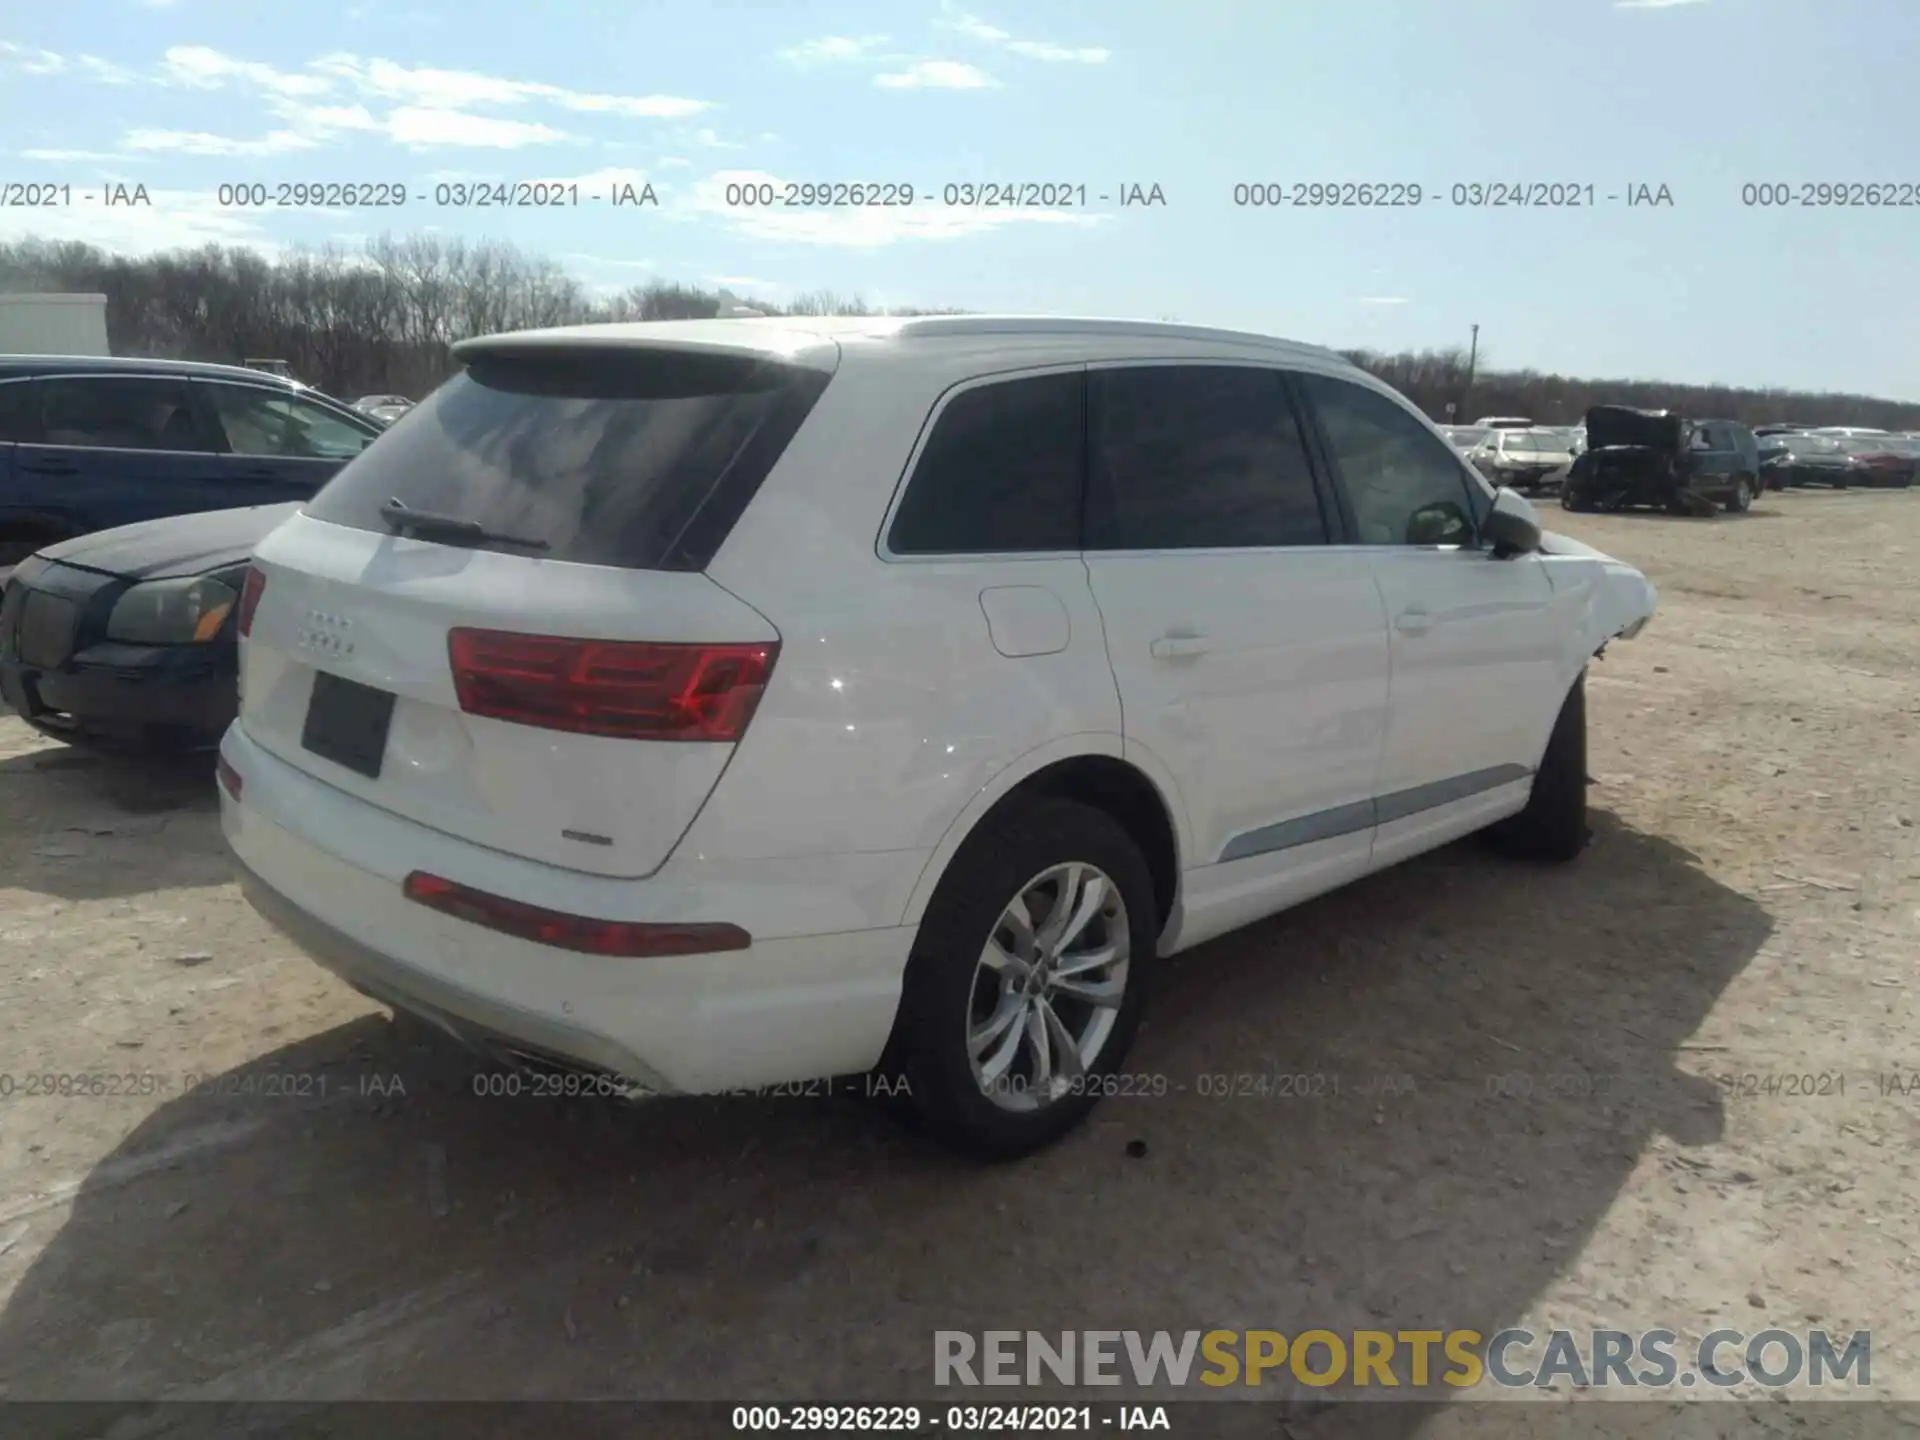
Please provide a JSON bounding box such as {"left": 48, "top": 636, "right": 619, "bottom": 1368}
{"left": 1460, "top": 323, "right": 1480, "bottom": 422}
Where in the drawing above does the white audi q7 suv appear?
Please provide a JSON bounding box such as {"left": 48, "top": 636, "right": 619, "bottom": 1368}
{"left": 217, "top": 315, "right": 1657, "bottom": 1158}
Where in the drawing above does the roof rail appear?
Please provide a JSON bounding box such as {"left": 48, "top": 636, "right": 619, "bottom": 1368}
{"left": 886, "top": 314, "right": 1342, "bottom": 358}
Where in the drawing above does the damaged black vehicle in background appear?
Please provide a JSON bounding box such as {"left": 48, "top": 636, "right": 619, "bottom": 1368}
{"left": 0, "top": 503, "right": 294, "bottom": 751}
{"left": 1561, "top": 406, "right": 1761, "bottom": 516}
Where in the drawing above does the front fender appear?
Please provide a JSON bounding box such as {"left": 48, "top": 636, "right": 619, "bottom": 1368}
{"left": 1537, "top": 529, "right": 1657, "bottom": 675}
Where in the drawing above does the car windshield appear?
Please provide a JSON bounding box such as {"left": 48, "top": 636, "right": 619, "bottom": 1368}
{"left": 1501, "top": 429, "right": 1565, "bottom": 451}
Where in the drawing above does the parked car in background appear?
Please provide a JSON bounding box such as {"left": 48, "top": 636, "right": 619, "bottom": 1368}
{"left": 1754, "top": 423, "right": 1814, "bottom": 437}
{"left": 1838, "top": 435, "right": 1918, "bottom": 488}
{"left": 1, "top": 503, "right": 296, "bottom": 749}
{"left": 0, "top": 356, "right": 381, "bottom": 566}
{"left": 353, "top": 394, "right": 415, "bottom": 425}
{"left": 1439, "top": 424, "right": 1490, "bottom": 454}
{"left": 1687, "top": 419, "right": 1763, "bottom": 509}
{"left": 216, "top": 313, "right": 1657, "bottom": 1158}
{"left": 1759, "top": 432, "right": 1862, "bottom": 489}
{"left": 1562, "top": 408, "right": 1759, "bottom": 515}
{"left": 1810, "top": 426, "right": 1891, "bottom": 438}
{"left": 1467, "top": 426, "right": 1576, "bottom": 495}
{"left": 1568, "top": 425, "right": 1586, "bottom": 457}
{"left": 1474, "top": 416, "right": 1534, "bottom": 429}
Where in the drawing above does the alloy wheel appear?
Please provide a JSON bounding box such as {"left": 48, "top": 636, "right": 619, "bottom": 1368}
{"left": 966, "top": 861, "right": 1131, "bottom": 1113}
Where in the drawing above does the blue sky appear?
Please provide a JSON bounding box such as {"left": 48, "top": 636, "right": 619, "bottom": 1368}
{"left": 2, "top": 0, "right": 1915, "bottom": 398}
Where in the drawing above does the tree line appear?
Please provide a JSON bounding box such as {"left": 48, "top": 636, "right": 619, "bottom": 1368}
{"left": 2, "top": 233, "right": 1914, "bottom": 429}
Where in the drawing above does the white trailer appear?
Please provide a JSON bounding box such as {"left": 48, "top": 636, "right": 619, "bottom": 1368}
{"left": 0, "top": 293, "right": 110, "bottom": 356}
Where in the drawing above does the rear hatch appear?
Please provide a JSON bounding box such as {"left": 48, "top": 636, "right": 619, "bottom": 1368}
{"left": 237, "top": 334, "right": 835, "bottom": 878}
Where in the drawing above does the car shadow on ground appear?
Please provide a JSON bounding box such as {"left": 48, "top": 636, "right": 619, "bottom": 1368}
{"left": 0, "top": 745, "right": 225, "bottom": 902}
{"left": 0, "top": 809, "right": 1769, "bottom": 1431}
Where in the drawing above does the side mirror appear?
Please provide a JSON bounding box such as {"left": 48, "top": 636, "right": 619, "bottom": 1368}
{"left": 1405, "top": 500, "right": 1474, "bottom": 547}
{"left": 1483, "top": 487, "right": 1542, "bottom": 558}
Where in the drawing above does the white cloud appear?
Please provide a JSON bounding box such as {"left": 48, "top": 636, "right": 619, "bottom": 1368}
{"left": 541, "top": 165, "right": 650, "bottom": 192}
{"left": 683, "top": 168, "right": 1105, "bottom": 246}
{"left": 15, "top": 43, "right": 713, "bottom": 160}
{"left": 781, "top": 35, "right": 894, "bottom": 66}
{"left": 938, "top": 9, "right": 1110, "bottom": 63}
{"left": 19, "top": 148, "right": 142, "bottom": 161}
{"left": 386, "top": 107, "right": 569, "bottom": 149}
{"left": 874, "top": 60, "right": 998, "bottom": 90}
{"left": 0, "top": 42, "right": 67, "bottom": 75}
{"left": 309, "top": 53, "right": 707, "bottom": 118}
{"left": 1005, "top": 40, "right": 1110, "bottom": 62}
{"left": 162, "top": 44, "right": 333, "bottom": 97}
{"left": 78, "top": 56, "right": 139, "bottom": 84}
{"left": 946, "top": 15, "right": 1010, "bottom": 42}
{"left": 125, "top": 126, "right": 321, "bottom": 156}
{"left": 694, "top": 128, "right": 744, "bottom": 149}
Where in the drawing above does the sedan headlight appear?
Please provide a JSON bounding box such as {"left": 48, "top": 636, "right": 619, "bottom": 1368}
{"left": 105, "top": 574, "right": 240, "bottom": 644}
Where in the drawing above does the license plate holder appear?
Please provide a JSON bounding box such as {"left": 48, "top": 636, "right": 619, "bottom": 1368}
{"left": 301, "top": 670, "right": 396, "bottom": 779}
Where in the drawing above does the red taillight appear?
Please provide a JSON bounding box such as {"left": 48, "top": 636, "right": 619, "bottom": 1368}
{"left": 446, "top": 629, "right": 779, "bottom": 741}
{"left": 236, "top": 566, "right": 266, "bottom": 638}
{"left": 402, "top": 871, "right": 751, "bottom": 957}
{"left": 216, "top": 755, "right": 243, "bottom": 799}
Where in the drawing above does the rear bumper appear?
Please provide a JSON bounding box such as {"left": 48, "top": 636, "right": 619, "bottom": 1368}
{"left": 219, "top": 723, "right": 920, "bottom": 1094}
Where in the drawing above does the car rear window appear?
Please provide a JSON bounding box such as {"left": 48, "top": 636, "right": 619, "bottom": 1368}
{"left": 301, "top": 349, "right": 831, "bottom": 570}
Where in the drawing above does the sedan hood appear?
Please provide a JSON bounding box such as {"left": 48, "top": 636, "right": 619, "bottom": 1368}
{"left": 37, "top": 503, "right": 303, "bottom": 581}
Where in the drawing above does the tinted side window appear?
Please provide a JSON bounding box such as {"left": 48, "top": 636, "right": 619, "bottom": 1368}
{"left": 887, "top": 372, "right": 1083, "bottom": 555}
{"left": 1086, "top": 365, "right": 1327, "bottom": 550}
{"left": 39, "top": 377, "right": 203, "bottom": 452}
{"left": 203, "top": 384, "right": 376, "bottom": 460}
{"left": 1301, "top": 374, "right": 1479, "bottom": 547}
{"left": 0, "top": 380, "right": 39, "bottom": 443}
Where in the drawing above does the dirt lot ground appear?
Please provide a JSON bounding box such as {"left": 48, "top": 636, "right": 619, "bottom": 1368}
{"left": 1, "top": 488, "right": 1917, "bottom": 1431}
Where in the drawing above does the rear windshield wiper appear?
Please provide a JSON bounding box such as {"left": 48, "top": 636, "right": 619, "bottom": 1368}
{"left": 377, "top": 498, "right": 550, "bottom": 552}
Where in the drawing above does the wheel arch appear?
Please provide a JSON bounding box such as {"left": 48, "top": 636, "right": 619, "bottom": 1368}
{"left": 899, "top": 736, "right": 1189, "bottom": 942}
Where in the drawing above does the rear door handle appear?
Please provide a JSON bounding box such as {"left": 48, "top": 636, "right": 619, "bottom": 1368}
{"left": 1394, "top": 606, "right": 1433, "bottom": 636}
{"left": 1150, "top": 634, "right": 1210, "bottom": 659}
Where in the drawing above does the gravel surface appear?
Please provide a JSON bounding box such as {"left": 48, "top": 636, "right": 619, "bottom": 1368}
{"left": 1, "top": 488, "right": 1916, "bottom": 1421}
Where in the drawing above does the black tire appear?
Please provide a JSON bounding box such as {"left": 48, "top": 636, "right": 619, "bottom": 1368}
{"left": 1561, "top": 487, "right": 1589, "bottom": 513}
{"left": 887, "top": 797, "right": 1157, "bottom": 1161}
{"left": 1725, "top": 475, "right": 1753, "bottom": 513}
{"left": 1485, "top": 673, "right": 1589, "bottom": 863}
